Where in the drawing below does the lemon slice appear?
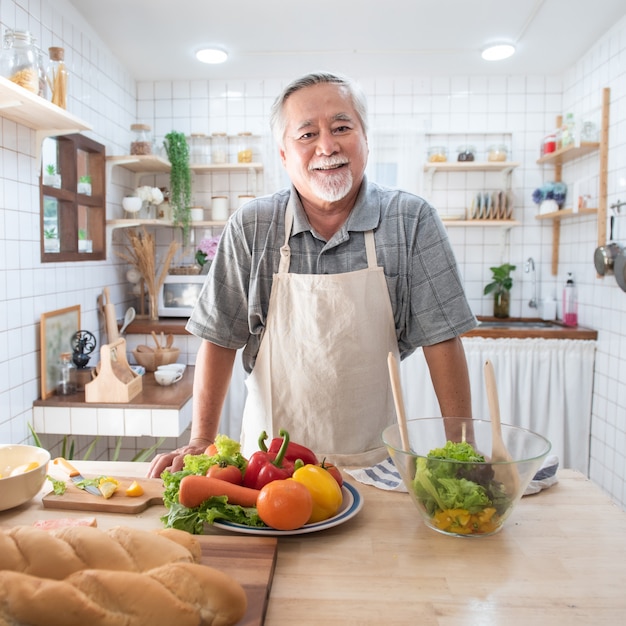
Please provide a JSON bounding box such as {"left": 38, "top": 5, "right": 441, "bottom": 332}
{"left": 98, "top": 477, "right": 119, "bottom": 499}
{"left": 125, "top": 480, "right": 144, "bottom": 497}
{"left": 10, "top": 461, "right": 39, "bottom": 476}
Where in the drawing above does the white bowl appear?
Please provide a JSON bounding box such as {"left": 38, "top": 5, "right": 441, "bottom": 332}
{"left": 154, "top": 369, "right": 183, "bottom": 386}
{"left": 157, "top": 363, "right": 186, "bottom": 376}
{"left": 122, "top": 196, "right": 143, "bottom": 213}
{"left": 0, "top": 444, "right": 51, "bottom": 511}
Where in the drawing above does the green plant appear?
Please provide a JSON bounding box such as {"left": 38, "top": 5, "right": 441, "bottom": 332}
{"left": 163, "top": 131, "right": 192, "bottom": 246}
{"left": 44, "top": 227, "right": 58, "bottom": 239}
{"left": 79, "top": 175, "right": 91, "bottom": 183}
{"left": 45, "top": 164, "right": 56, "bottom": 175}
{"left": 483, "top": 263, "right": 516, "bottom": 296}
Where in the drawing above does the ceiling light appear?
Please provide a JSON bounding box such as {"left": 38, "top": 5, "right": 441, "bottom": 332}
{"left": 196, "top": 48, "right": 228, "bottom": 64}
{"left": 481, "top": 43, "right": 515, "bottom": 62}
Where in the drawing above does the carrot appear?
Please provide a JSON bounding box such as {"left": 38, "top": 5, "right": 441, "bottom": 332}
{"left": 179, "top": 475, "right": 260, "bottom": 508}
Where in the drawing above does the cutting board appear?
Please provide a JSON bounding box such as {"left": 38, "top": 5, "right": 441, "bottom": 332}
{"left": 197, "top": 535, "right": 277, "bottom": 626}
{"left": 42, "top": 476, "right": 165, "bottom": 514}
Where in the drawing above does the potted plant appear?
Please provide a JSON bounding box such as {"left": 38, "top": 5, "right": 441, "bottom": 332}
{"left": 163, "top": 131, "right": 192, "bottom": 247}
{"left": 43, "top": 164, "right": 61, "bottom": 188}
{"left": 78, "top": 175, "right": 92, "bottom": 195}
{"left": 44, "top": 227, "right": 60, "bottom": 253}
{"left": 484, "top": 263, "right": 516, "bottom": 318}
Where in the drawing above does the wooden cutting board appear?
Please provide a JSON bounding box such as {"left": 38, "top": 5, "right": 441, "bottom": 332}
{"left": 198, "top": 535, "right": 277, "bottom": 626}
{"left": 42, "top": 476, "right": 165, "bottom": 514}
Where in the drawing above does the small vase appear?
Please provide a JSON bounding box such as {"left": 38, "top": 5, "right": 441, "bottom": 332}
{"left": 493, "top": 291, "right": 510, "bottom": 318}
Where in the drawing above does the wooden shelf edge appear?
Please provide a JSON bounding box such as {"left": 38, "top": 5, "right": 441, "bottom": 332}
{"left": 441, "top": 219, "right": 520, "bottom": 227}
{"left": 107, "top": 219, "right": 227, "bottom": 227}
{"left": 535, "top": 208, "right": 598, "bottom": 220}
{"left": 424, "top": 161, "right": 519, "bottom": 172}
{"left": 536, "top": 142, "right": 600, "bottom": 166}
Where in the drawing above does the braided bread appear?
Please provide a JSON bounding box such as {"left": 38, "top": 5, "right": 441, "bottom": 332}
{"left": 0, "top": 561, "right": 247, "bottom": 626}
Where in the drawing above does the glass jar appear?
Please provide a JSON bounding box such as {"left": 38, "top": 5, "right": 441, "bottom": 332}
{"left": 235, "top": 132, "right": 255, "bottom": 163}
{"left": 542, "top": 134, "right": 557, "bottom": 155}
{"left": 47, "top": 47, "right": 68, "bottom": 109}
{"left": 210, "top": 132, "right": 228, "bottom": 164}
{"left": 35, "top": 45, "right": 48, "bottom": 99}
{"left": 0, "top": 29, "right": 39, "bottom": 94}
{"left": 487, "top": 144, "right": 508, "bottom": 162}
{"left": 427, "top": 146, "right": 447, "bottom": 163}
{"left": 188, "top": 133, "right": 210, "bottom": 165}
{"left": 456, "top": 145, "right": 476, "bottom": 162}
{"left": 130, "top": 123, "right": 153, "bottom": 155}
{"left": 56, "top": 352, "right": 76, "bottom": 396}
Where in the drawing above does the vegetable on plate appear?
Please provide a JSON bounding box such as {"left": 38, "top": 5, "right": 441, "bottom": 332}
{"left": 242, "top": 429, "right": 295, "bottom": 490}
{"left": 256, "top": 479, "right": 313, "bottom": 530}
{"left": 292, "top": 463, "right": 343, "bottom": 523}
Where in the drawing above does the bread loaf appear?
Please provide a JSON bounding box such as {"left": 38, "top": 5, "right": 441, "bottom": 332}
{"left": 0, "top": 561, "right": 247, "bottom": 626}
{"left": 0, "top": 525, "right": 200, "bottom": 578}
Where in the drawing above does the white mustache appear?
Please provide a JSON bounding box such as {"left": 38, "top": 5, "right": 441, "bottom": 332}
{"left": 309, "top": 158, "right": 349, "bottom": 171}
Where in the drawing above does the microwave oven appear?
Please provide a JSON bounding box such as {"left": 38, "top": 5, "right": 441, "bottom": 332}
{"left": 158, "top": 274, "right": 206, "bottom": 317}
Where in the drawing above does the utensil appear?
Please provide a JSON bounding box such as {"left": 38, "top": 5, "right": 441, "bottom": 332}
{"left": 614, "top": 249, "right": 626, "bottom": 292}
{"left": 387, "top": 352, "right": 410, "bottom": 452}
{"left": 151, "top": 331, "right": 162, "bottom": 350}
{"left": 483, "top": 360, "right": 520, "bottom": 495}
{"left": 135, "top": 344, "right": 154, "bottom": 353}
{"left": 102, "top": 287, "right": 119, "bottom": 343}
{"left": 165, "top": 333, "right": 174, "bottom": 348}
{"left": 52, "top": 457, "right": 102, "bottom": 496}
{"left": 594, "top": 215, "right": 622, "bottom": 275}
{"left": 119, "top": 307, "right": 136, "bottom": 334}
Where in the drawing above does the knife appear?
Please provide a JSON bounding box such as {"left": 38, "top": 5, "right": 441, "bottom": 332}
{"left": 52, "top": 457, "right": 102, "bottom": 496}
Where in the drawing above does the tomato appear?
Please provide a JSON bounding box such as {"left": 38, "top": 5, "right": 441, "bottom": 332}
{"left": 206, "top": 463, "right": 243, "bottom": 485}
{"left": 205, "top": 443, "right": 218, "bottom": 456}
{"left": 319, "top": 459, "right": 343, "bottom": 487}
{"left": 256, "top": 479, "right": 313, "bottom": 530}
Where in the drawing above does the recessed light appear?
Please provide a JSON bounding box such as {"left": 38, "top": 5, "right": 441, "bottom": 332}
{"left": 196, "top": 48, "right": 228, "bottom": 64}
{"left": 481, "top": 43, "right": 515, "bottom": 61}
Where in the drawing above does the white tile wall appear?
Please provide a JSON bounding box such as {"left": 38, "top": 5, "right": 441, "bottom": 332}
{"left": 1, "top": 1, "right": 625, "bottom": 506}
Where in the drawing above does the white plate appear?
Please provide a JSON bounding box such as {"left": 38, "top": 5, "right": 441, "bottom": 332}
{"left": 211, "top": 482, "right": 363, "bottom": 536}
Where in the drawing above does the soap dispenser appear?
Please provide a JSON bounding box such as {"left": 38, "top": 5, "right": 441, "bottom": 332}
{"left": 562, "top": 272, "right": 578, "bottom": 327}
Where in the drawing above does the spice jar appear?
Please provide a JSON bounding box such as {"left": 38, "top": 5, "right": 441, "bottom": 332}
{"left": 235, "top": 132, "right": 255, "bottom": 163}
{"left": 130, "top": 124, "right": 153, "bottom": 155}
{"left": 211, "top": 196, "right": 229, "bottom": 221}
{"left": 56, "top": 352, "right": 76, "bottom": 396}
{"left": 47, "top": 47, "right": 68, "bottom": 109}
{"left": 427, "top": 146, "right": 447, "bottom": 163}
{"left": 210, "top": 132, "right": 228, "bottom": 164}
{"left": 542, "top": 134, "right": 557, "bottom": 155}
{"left": 0, "top": 29, "right": 39, "bottom": 94}
{"left": 188, "top": 133, "right": 210, "bottom": 165}
{"left": 456, "top": 145, "right": 476, "bottom": 162}
{"left": 487, "top": 144, "right": 508, "bottom": 162}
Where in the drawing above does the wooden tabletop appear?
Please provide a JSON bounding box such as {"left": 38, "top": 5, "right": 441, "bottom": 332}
{"left": 2, "top": 462, "right": 625, "bottom": 625}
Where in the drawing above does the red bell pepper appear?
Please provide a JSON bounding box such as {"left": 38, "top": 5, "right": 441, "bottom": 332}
{"left": 242, "top": 429, "right": 295, "bottom": 490}
{"left": 267, "top": 433, "right": 318, "bottom": 466}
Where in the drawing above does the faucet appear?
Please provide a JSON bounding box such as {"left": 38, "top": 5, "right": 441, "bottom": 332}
{"left": 525, "top": 257, "right": 538, "bottom": 309}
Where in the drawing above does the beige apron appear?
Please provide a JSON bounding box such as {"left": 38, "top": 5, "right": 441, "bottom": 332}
{"left": 241, "top": 196, "right": 399, "bottom": 466}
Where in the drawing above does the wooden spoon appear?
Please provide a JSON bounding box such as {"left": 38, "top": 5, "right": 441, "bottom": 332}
{"left": 484, "top": 359, "right": 520, "bottom": 496}
{"left": 151, "top": 331, "right": 162, "bottom": 350}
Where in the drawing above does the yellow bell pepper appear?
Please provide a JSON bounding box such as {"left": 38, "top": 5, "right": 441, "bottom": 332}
{"left": 292, "top": 464, "right": 343, "bottom": 523}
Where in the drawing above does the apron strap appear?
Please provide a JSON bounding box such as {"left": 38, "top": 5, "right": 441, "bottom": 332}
{"left": 280, "top": 196, "right": 378, "bottom": 272}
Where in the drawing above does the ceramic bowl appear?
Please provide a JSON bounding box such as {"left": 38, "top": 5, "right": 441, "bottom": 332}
{"left": 154, "top": 369, "right": 183, "bottom": 386}
{"left": 382, "top": 417, "right": 551, "bottom": 537}
{"left": 132, "top": 347, "right": 180, "bottom": 372}
{"left": 0, "top": 444, "right": 51, "bottom": 511}
{"left": 122, "top": 196, "right": 142, "bottom": 213}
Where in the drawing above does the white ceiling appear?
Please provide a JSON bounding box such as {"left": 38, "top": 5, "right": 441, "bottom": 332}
{"left": 67, "top": 0, "right": 625, "bottom": 81}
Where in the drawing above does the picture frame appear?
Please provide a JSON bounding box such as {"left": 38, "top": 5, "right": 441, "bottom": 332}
{"left": 40, "top": 305, "right": 80, "bottom": 399}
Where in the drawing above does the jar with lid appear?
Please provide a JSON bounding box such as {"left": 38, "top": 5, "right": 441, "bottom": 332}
{"left": 210, "top": 132, "right": 228, "bottom": 164}
{"left": 130, "top": 124, "right": 153, "bottom": 155}
{"left": 188, "top": 133, "right": 210, "bottom": 165}
{"left": 47, "top": 47, "right": 68, "bottom": 109}
{"left": 456, "top": 145, "right": 476, "bottom": 162}
{"left": 56, "top": 352, "right": 76, "bottom": 396}
{"left": 427, "top": 146, "right": 447, "bottom": 163}
{"left": 542, "top": 134, "right": 557, "bottom": 156}
{"left": 487, "top": 144, "right": 508, "bottom": 162}
{"left": 235, "top": 132, "right": 256, "bottom": 163}
{"left": 0, "top": 29, "right": 39, "bottom": 94}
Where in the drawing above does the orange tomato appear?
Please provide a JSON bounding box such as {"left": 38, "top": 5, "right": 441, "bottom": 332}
{"left": 207, "top": 463, "right": 243, "bottom": 485}
{"left": 256, "top": 479, "right": 313, "bottom": 530}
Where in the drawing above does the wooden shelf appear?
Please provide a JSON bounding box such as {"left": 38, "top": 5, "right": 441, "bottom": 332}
{"left": 106, "top": 154, "right": 170, "bottom": 173}
{"left": 0, "top": 75, "right": 91, "bottom": 136}
{"left": 191, "top": 162, "right": 263, "bottom": 172}
{"left": 424, "top": 161, "right": 519, "bottom": 173}
{"left": 535, "top": 207, "right": 597, "bottom": 220}
{"left": 441, "top": 219, "right": 520, "bottom": 227}
{"left": 536, "top": 143, "right": 600, "bottom": 166}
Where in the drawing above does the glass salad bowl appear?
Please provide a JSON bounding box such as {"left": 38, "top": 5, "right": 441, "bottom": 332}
{"left": 382, "top": 417, "right": 551, "bottom": 537}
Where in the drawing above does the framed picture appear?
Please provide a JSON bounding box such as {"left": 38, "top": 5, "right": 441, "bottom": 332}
{"left": 40, "top": 305, "right": 80, "bottom": 399}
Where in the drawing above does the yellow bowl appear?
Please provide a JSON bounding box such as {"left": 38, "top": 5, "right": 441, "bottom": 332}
{"left": 132, "top": 348, "right": 180, "bottom": 372}
{"left": 0, "top": 444, "right": 51, "bottom": 511}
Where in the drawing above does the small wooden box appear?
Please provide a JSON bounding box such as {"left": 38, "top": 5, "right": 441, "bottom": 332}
{"left": 85, "top": 338, "right": 142, "bottom": 403}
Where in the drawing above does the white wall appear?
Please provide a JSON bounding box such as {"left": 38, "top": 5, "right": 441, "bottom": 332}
{"left": 0, "top": 1, "right": 624, "bottom": 506}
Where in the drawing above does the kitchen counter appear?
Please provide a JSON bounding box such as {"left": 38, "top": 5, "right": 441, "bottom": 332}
{"left": 3, "top": 461, "right": 625, "bottom": 625}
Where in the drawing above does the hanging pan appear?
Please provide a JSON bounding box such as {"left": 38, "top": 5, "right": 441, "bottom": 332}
{"left": 594, "top": 215, "right": 623, "bottom": 276}
{"left": 614, "top": 249, "right": 626, "bottom": 292}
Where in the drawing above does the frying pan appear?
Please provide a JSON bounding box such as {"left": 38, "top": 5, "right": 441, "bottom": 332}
{"left": 594, "top": 216, "right": 623, "bottom": 276}
{"left": 614, "top": 249, "right": 626, "bottom": 292}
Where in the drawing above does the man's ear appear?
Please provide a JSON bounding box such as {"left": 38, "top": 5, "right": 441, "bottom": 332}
{"left": 279, "top": 147, "right": 287, "bottom": 166}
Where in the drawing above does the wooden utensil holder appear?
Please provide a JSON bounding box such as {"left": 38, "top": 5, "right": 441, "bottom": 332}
{"left": 85, "top": 338, "right": 142, "bottom": 403}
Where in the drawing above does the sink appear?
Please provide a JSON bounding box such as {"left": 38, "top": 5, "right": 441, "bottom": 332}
{"left": 477, "top": 320, "right": 557, "bottom": 329}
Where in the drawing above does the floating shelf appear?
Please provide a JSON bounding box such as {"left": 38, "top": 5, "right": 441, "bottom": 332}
{"left": 423, "top": 161, "right": 520, "bottom": 173}
{"left": 536, "top": 143, "right": 601, "bottom": 166}
{"left": 441, "top": 219, "right": 520, "bottom": 227}
{"left": 535, "top": 207, "right": 597, "bottom": 220}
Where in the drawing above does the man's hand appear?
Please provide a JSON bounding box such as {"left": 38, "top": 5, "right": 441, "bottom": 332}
{"left": 146, "top": 443, "right": 208, "bottom": 479}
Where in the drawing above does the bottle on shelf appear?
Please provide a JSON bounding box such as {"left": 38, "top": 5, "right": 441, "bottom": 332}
{"left": 562, "top": 272, "right": 578, "bottom": 327}
{"left": 48, "top": 46, "right": 68, "bottom": 109}
{"left": 0, "top": 29, "right": 40, "bottom": 94}
{"left": 56, "top": 352, "right": 76, "bottom": 395}
{"left": 130, "top": 123, "right": 153, "bottom": 155}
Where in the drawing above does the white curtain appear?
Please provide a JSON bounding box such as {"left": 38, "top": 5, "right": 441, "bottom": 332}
{"left": 400, "top": 338, "right": 597, "bottom": 474}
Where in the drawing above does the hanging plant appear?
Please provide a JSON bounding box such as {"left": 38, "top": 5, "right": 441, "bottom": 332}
{"left": 163, "top": 131, "right": 192, "bottom": 246}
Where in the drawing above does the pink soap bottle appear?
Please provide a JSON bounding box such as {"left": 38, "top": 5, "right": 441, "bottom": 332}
{"left": 562, "top": 272, "right": 578, "bottom": 326}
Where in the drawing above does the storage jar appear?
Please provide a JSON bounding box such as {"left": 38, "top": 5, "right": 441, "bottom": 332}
{"left": 487, "top": 144, "right": 508, "bottom": 162}
{"left": 47, "top": 47, "right": 68, "bottom": 108}
{"left": 427, "top": 146, "right": 447, "bottom": 163}
{"left": 456, "top": 145, "right": 476, "bottom": 162}
{"left": 235, "top": 132, "right": 255, "bottom": 163}
{"left": 130, "top": 124, "right": 153, "bottom": 155}
{"left": 211, "top": 196, "right": 229, "bottom": 221}
{"left": 189, "top": 133, "right": 210, "bottom": 165}
{"left": 0, "top": 29, "right": 39, "bottom": 94}
{"left": 210, "top": 132, "right": 228, "bottom": 164}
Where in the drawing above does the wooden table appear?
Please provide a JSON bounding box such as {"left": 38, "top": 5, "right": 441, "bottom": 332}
{"left": 2, "top": 462, "right": 625, "bottom": 625}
